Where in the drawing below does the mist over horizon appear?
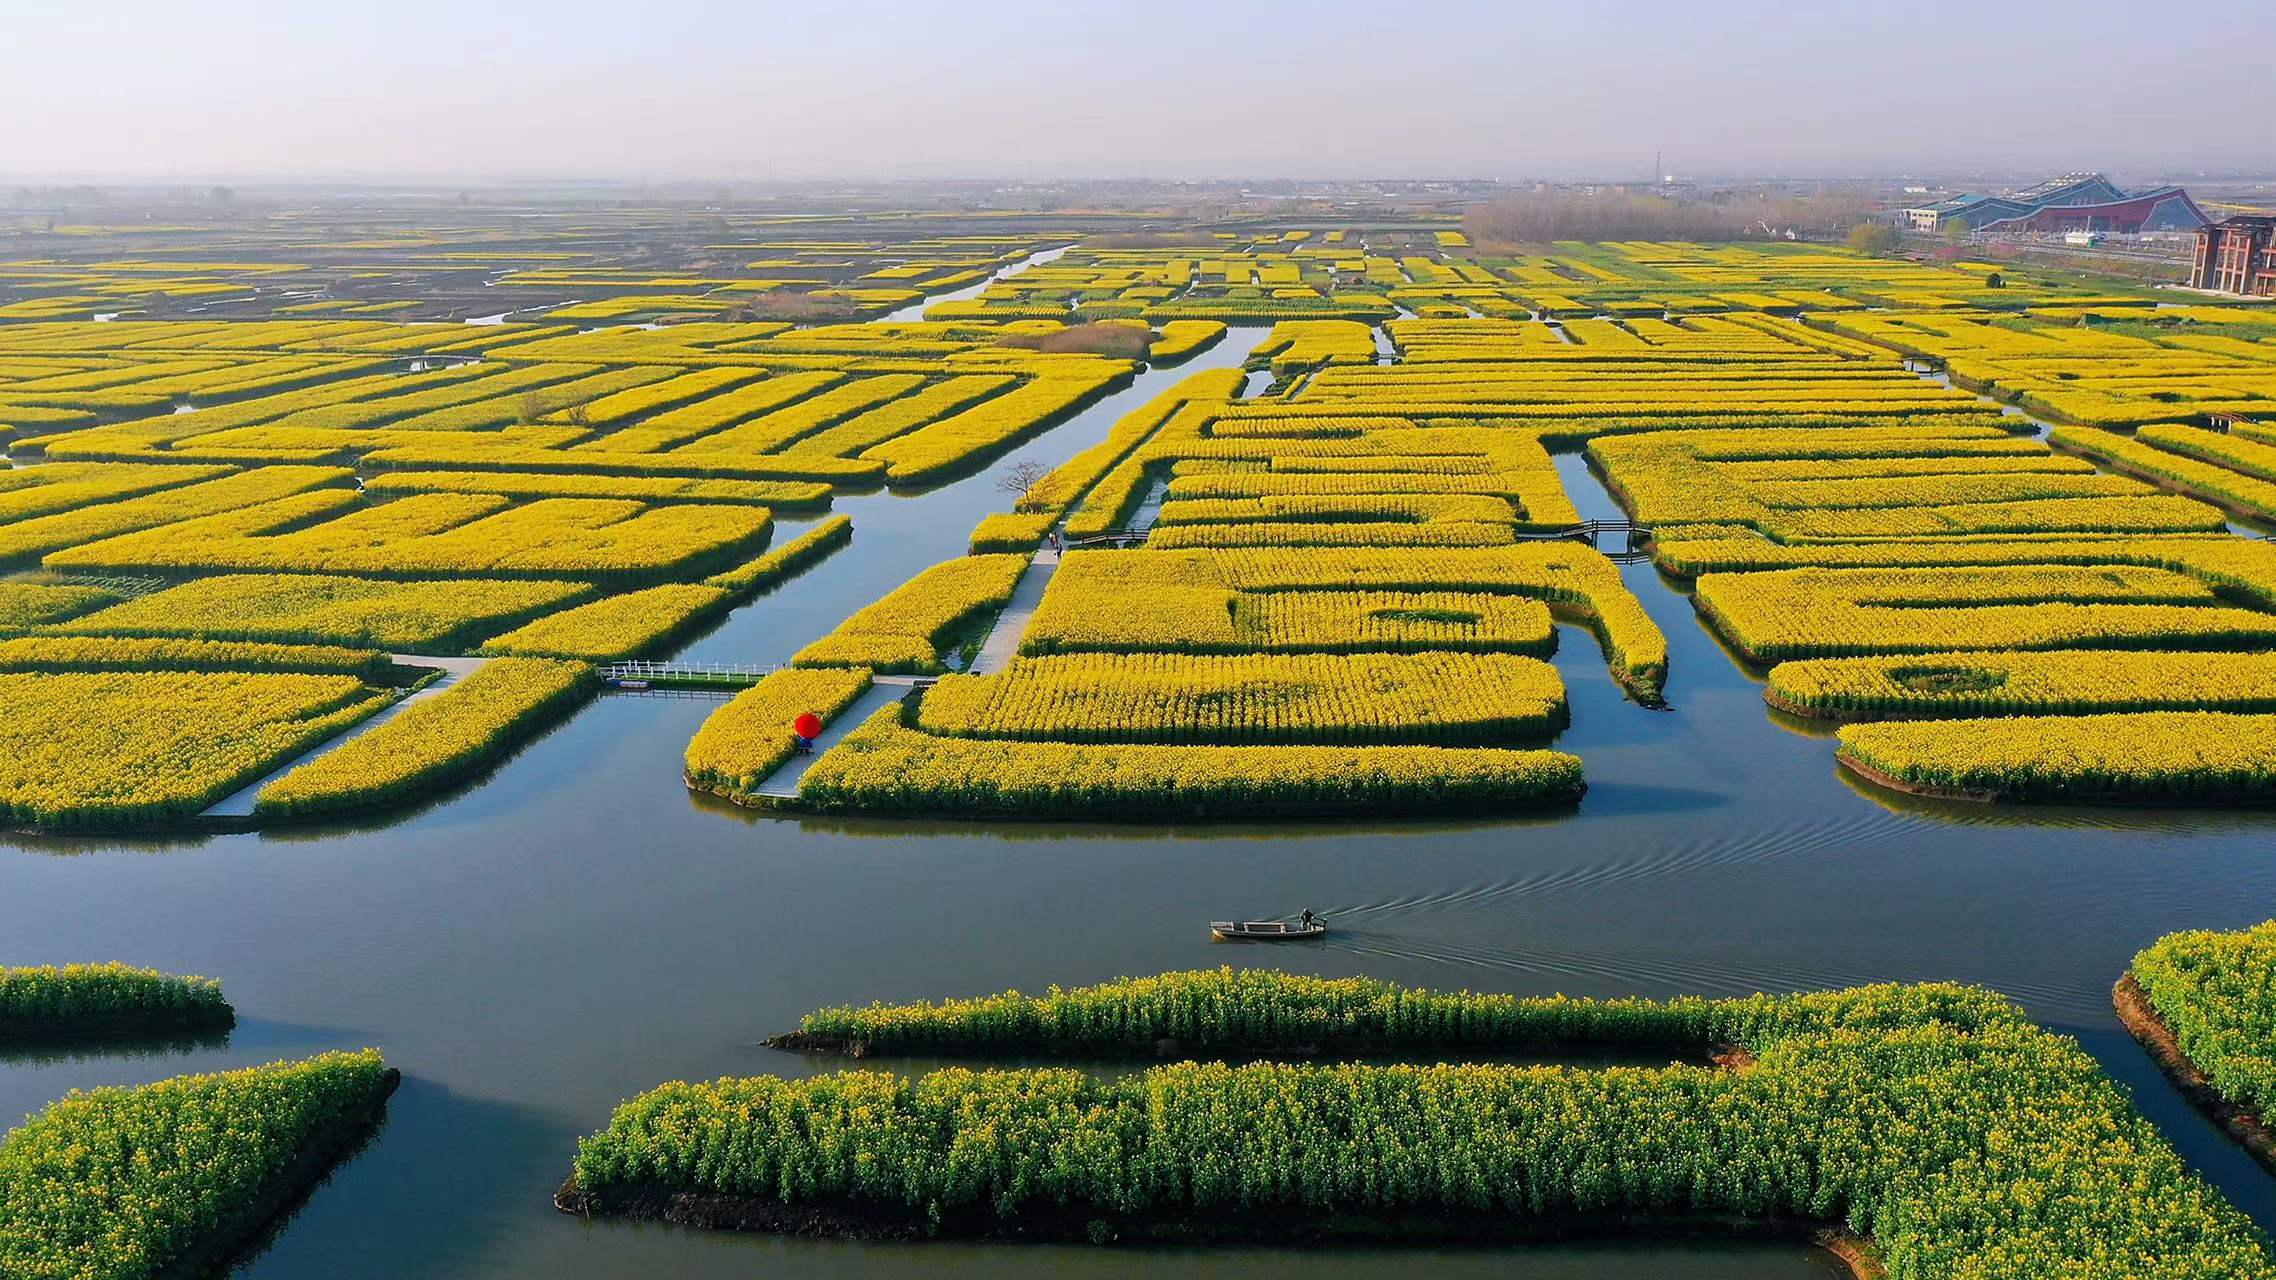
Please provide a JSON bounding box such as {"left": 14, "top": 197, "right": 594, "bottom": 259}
{"left": 14, "top": 6, "right": 2276, "bottom": 1279}
{"left": 12, "top": 0, "right": 2275, "bottom": 186}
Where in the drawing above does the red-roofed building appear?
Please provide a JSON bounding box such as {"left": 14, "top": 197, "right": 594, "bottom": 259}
{"left": 1895, "top": 173, "right": 2210, "bottom": 236}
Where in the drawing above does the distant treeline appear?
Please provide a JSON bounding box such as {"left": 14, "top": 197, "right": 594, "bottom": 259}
{"left": 1466, "top": 191, "right": 1880, "bottom": 245}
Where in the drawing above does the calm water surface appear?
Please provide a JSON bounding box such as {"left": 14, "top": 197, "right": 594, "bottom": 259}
{"left": 4, "top": 328, "right": 2274, "bottom": 1279}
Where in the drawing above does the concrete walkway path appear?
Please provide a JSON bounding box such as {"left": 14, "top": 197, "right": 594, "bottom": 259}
{"left": 720, "top": 541, "right": 1069, "bottom": 803}
{"left": 966, "top": 546, "right": 1060, "bottom": 676}
{"left": 201, "top": 654, "right": 493, "bottom": 818}
{"left": 745, "top": 680, "right": 913, "bottom": 799}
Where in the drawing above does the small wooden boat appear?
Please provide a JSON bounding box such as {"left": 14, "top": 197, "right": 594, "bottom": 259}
{"left": 1210, "top": 918, "right": 1325, "bottom": 941}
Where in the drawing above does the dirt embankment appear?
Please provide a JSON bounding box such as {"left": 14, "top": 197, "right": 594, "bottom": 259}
{"left": 2113, "top": 974, "right": 2276, "bottom": 1176}
{"left": 1834, "top": 751, "right": 2003, "bottom": 804}
{"left": 554, "top": 1177, "right": 1879, "bottom": 1275}
{"left": 586, "top": 1036, "right": 1866, "bottom": 1268}
{"left": 1840, "top": 750, "right": 2276, "bottom": 808}
{"left": 763, "top": 1031, "right": 1733, "bottom": 1065}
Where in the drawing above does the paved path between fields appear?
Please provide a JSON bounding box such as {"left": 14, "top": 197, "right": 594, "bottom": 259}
{"left": 966, "top": 546, "right": 1060, "bottom": 676}
{"left": 202, "top": 654, "right": 493, "bottom": 818}
{"left": 746, "top": 681, "right": 914, "bottom": 799}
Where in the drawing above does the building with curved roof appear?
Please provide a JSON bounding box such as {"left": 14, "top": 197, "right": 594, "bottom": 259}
{"left": 1898, "top": 173, "right": 2209, "bottom": 235}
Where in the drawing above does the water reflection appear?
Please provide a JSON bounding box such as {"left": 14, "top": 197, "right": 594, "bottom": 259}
{"left": 7, "top": 321, "right": 2276, "bottom": 1277}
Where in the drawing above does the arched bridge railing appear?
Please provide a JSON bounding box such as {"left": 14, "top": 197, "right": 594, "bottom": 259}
{"left": 1515, "top": 519, "right": 1654, "bottom": 545}
{"left": 1073, "top": 522, "right": 1656, "bottom": 553}
{"left": 601, "top": 660, "right": 778, "bottom": 689}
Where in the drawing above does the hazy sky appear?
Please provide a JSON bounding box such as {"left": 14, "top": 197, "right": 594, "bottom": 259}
{"left": 11, "top": 0, "right": 2275, "bottom": 183}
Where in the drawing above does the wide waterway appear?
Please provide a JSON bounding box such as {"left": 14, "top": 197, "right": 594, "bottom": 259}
{"left": 4, "top": 322, "right": 2276, "bottom": 1280}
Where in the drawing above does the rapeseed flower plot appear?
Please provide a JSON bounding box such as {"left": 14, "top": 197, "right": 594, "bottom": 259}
{"left": 797, "top": 704, "right": 1582, "bottom": 818}
{"left": 700, "top": 515, "right": 851, "bottom": 593}
{"left": 2131, "top": 921, "right": 2276, "bottom": 1122}
{"left": 671, "top": 374, "right": 924, "bottom": 456}
{"left": 0, "top": 581, "right": 118, "bottom": 628}
{"left": 0, "top": 963, "right": 231, "bottom": 1038}
{"left": 685, "top": 667, "right": 873, "bottom": 795}
{"left": 255, "top": 658, "right": 591, "bottom": 817}
{"left": 2053, "top": 425, "right": 2276, "bottom": 523}
{"left": 1145, "top": 321, "right": 1226, "bottom": 364}
{"left": 916, "top": 652, "right": 1565, "bottom": 745}
{"left": 862, "top": 368, "right": 1131, "bottom": 485}
{"left": 45, "top": 493, "right": 775, "bottom": 584}
{"left": 1820, "top": 306, "right": 2276, "bottom": 427}
{"left": 0, "top": 466, "right": 351, "bottom": 566}
{"left": 0, "top": 636, "right": 387, "bottom": 678}
{"left": 0, "top": 1052, "right": 393, "bottom": 1280}
{"left": 1766, "top": 649, "right": 2276, "bottom": 719}
{"left": 0, "top": 670, "right": 388, "bottom": 827}
{"left": 478, "top": 584, "right": 733, "bottom": 661}
{"left": 361, "top": 469, "right": 824, "bottom": 507}
{"left": 792, "top": 555, "right": 1027, "bottom": 673}
{"left": 570, "top": 979, "right": 2275, "bottom": 1279}
{"left": 25, "top": 246, "right": 2274, "bottom": 823}
{"left": 55, "top": 573, "right": 589, "bottom": 651}
{"left": 1836, "top": 710, "right": 2276, "bottom": 801}
{"left": 1693, "top": 565, "right": 2276, "bottom": 663}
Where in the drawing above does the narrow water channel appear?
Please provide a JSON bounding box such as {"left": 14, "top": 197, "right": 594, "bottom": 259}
{"left": 879, "top": 244, "right": 1073, "bottom": 324}
{"left": 670, "top": 322, "right": 1268, "bottom": 668}
{"left": 5, "top": 318, "right": 2276, "bottom": 1280}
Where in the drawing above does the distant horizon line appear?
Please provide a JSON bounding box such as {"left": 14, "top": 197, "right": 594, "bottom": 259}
{"left": 7, "top": 167, "right": 2275, "bottom": 194}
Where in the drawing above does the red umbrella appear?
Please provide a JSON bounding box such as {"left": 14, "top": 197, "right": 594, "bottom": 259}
{"left": 792, "top": 711, "right": 823, "bottom": 739}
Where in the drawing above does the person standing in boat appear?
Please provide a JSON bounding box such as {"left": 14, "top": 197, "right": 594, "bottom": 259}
{"left": 1300, "top": 909, "right": 1318, "bottom": 930}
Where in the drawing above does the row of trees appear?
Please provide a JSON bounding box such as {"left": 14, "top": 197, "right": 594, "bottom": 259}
{"left": 1466, "top": 191, "right": 1883, "bottom": 246}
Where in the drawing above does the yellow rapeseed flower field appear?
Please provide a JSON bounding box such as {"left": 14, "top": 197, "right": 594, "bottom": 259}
{"left": 1837, "top": 710, "right": 2276, "bottom": 802}
{"left": 0, "top": 670, "right": 389, "bottom": 828}
{"left": 255, "top": 658, "right": 591, "bottom": 818}
{"left": 917, "top": 652, "right": 1566, "bottom": 744}
{"left": 800, "top": 704, "right": 1583, "bottom": 817}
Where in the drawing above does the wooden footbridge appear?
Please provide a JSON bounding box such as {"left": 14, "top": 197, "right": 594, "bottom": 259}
{"left": 1068, "top": 520, "right": 1656, "bottom": 558}
{"left": 600, "top": 662, "right": 948, "bottom": 693}
{"left": 1526, "top": 518, "right": 1652, "bottom": 540}
{"left": 601, "top": 660, "right": 778, "bottom": 690}
{"left": 1515, "top": 519, "right": 1653, "bottom": 556}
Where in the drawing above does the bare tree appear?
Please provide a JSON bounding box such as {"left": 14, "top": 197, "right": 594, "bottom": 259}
{"left": 1467, "top": 190, "right": 1881, "bottom": 247}
{"left": 726, "top": 289, "right": 865, "bottom": 324}
{"left": 996, "top": 322, "right": 1153, "bottom": 359}
{"left": 996, "top": 459, "right": 1060, "bottom": 512}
